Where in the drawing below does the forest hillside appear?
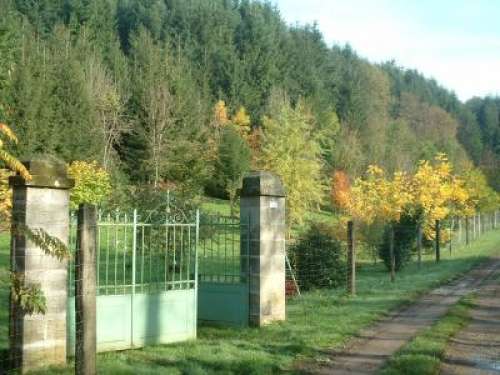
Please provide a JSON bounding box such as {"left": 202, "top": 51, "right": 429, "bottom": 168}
{"left": 0, "top": 0, "right": 498, "bottom": 212}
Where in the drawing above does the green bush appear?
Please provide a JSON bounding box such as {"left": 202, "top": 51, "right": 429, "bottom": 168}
{"left": 378, "top": 214, "right": 417, "bottom": 272}
{"left": 289, "top": 223, "right": 346, "bottom": 291}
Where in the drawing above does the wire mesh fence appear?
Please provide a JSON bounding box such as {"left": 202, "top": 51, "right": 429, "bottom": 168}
{"left": 1, "top": 209, "right": 499, "bottom": 374}
{"left": 285, "top": 212, "right": 500, "bottom": 299}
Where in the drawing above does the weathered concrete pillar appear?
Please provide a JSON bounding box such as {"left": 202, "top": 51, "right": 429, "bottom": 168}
{"left": 240, "top": 171, "right": 286, "bottom": 326}
{"left": 9, "top": 159, "right": 74, "bottom": 372}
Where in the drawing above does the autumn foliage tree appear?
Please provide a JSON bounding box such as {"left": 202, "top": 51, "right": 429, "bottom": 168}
{"left": 0, "top": 123, "right": 30, "bottom": 227}
{"left": 330, "top": 170, "right": 351, "bottom": 212}
{"left": 344, "top": 153, "right": 479, "bottom": 272}
{"left": 259, "top": 96, "right": 326, "bottom": 227}
{"left": 410, "top": 154, "right": 472, "bottom": 239}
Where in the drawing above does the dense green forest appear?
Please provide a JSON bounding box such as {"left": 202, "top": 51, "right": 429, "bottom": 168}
{"left": 0, "top": 0, "right": 498, "bottom": 208}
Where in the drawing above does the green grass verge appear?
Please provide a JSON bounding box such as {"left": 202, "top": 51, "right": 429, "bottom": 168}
{"left": 200, "top": 198, "right": 232, "bottom": 216}
{"left": 0, "top": 230, "right": 499, "bottom": 374}
{"left": 379, "top": 296, "right": 475, "bottom": 375}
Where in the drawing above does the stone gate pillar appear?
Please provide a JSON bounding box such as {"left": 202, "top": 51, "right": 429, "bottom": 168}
{"left": 240, "top": 171, "right": 286, "bottom": 326}
{"left": 9, "top": 159, "right": 74, "bottom": 372}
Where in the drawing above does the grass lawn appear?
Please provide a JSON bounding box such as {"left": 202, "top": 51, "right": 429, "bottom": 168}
{"left": 0, "top": 229, "right": 499, "bottom": 374}
{"left": 379, "top": 296, "right": 474, "bottom": 375}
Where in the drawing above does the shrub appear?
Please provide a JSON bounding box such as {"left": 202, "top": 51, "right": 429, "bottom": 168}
{"left": 378, "top": 213, "right": 417, "bottom": 272}
{"left": 68, "top": 161, "right": 111, "bottom": 209}
{"left": 289, "top": 223, "right": 346, "bottom": 291}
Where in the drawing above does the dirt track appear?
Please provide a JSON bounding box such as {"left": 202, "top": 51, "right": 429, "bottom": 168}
{"left": 300, "top": 256, "right": 500, "bottom": 375}
{"left": 440, "top": 267, "right": 500, "bottom": 374}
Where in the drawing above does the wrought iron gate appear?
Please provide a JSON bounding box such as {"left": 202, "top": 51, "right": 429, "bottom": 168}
{"left": 67, "top": 210, "right": 199, "bottom": 353}
{"left": 197, "top": 214, "right": 250, "bottom": 326}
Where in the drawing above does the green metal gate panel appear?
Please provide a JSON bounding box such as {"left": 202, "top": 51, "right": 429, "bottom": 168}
{"left": 132, "top": 290, "right": 196, "bottom": 346}
{"left": 67, "top": 295, "right": 132, "bottom": 353}
{"left": 198, "top": 282, "right": 248, "bottom": 326}
{"left": 67, "top": 290, "right": 196, "bottom": 353}
{"left": 67, "top": 209, "right": 199, "bottom": 354}
{"left": 198, "top": 215, "right": 249, "bottom": 326}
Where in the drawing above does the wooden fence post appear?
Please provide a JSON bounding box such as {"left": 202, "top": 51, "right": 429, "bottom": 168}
{"left": 473, "top": 215, "right": 476, "bottom": 240}
{"left": 389, "top": 224, "right": 395, "bottom": 282}
{"left": 465, "top": 217, "right": 470, "bottom": 245}
{"left": 435, "top": 219, "right": 441, "bottom": 263}
{"left": 458, "top": 218, "right": 462, "bottom": 244}
{"left": 75, "top": 204, "right": 97, "bottom": 375}
{"left": 347, "top": 221, "right": 356, "bottom": 296}
{"left": 417, "top": 224, "right": 422, "bottom": 268}
{"left": 449, "top": 218, "right": 453, "bottom": 256}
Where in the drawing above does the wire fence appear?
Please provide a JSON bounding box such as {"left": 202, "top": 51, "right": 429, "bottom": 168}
{"left": 285, "top": 212, "right": 500, "bottom": 298}
{"left": 1, "top": 208, "right": 499, "bottom": 374}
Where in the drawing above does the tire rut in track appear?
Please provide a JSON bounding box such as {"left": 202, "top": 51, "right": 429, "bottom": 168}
{"left": 440, "top": 264, "right": 500, "bottom": 375}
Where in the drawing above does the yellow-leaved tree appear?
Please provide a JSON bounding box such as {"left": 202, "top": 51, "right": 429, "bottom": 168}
{"left": 410, "top": 154, "right": 472, "bottom": 239}
{"left": 0, "top": 123, "right": 30, "bottom": 227}
{"left": 233, "top": 106, "right": 251, "bottom": 137}
{"left": 68, "top": 160, "right": 112, "bottom": 209}
{"left": 0, "top": 123, "right": 30, "bottom": 180}
{"left": 259, "top": 96, "right": 326, "bottom": 228}
{"left": 348, "top": 165, "right": 413, "bottom": 224}
{"left": 461, "top": 167, "right": 499, "bottom": 214}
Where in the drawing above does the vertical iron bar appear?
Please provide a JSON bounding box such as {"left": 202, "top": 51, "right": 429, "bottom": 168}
{"left": 167, "top": 220, "right": 168, "bottom": 290}
{"left": 224, "top": 216, "right": 227, "bottom": 282}
{"left": 123, "top": 214, "right": 127, "bottom": 293}
{"left": 114, "top": 212, "right": 119, "bottom": 294}
{"left": 187, "top": 224, "right": 191, "bottom": 288}
{"left": 131, "top": 209, "right": 137, "bottom": 347}
{"left": 194, "top": 210, "right": 200, "bottom": 336}
{"left": 149, "top": 226, "right": 152, "bottom": 292}
{"left": 141, "top": 226, "right": 145, "bottom": 293}
{"left": 96, "top": 211, "right": 101, "bottom": 295}
{"left": 173, "top": 225, "right": 176, "bottom": 288}
{"left": 232, "top": 218, "right": 236, "bottom": 281}
{"left": 105, "top": 214, "right": 110, "bottom": 295}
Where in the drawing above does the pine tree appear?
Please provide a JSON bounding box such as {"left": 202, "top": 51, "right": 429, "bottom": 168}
{"left": 215, "top": 126, "right": 251, "bottom": 215}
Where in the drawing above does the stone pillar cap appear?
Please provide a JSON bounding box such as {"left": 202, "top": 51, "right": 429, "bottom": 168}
{"left": 9, "top": 159, "right": 74, "bottom": 189}
{"left": 241, "top": 171, "right": 285, "bottom": 197}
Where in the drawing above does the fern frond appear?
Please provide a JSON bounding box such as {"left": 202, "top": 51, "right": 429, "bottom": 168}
{"left": 0, "top": 123, "right": 18, "bottom": 143}
{"left": 0, "top": 149, "right": 31, "bottom": 181}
